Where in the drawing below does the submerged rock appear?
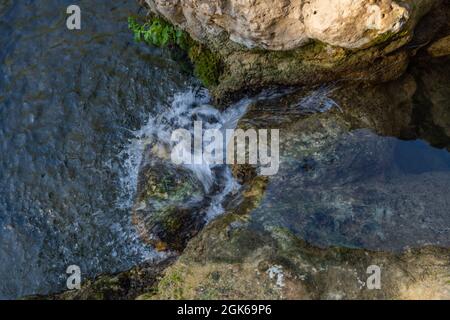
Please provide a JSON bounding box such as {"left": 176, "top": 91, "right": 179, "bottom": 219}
{"left": 143, "top": 0, "right": 448, "bottom": 101}
{"left": 231, "top": 58, "right": 450, "bottom": 251}
{"left": 132, "top": 144, "right": 207, "bottom": 252}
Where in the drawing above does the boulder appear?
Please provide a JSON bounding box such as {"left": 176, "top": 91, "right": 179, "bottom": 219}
{"left": 132, "top": 144, "right": 207, "bottom": 252}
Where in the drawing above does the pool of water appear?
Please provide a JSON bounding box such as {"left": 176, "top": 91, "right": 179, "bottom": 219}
{"left": 0, "top": 0, "right": 198, "bottom": 299}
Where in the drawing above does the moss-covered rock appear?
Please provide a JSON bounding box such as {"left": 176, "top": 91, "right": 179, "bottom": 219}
{"left": 142, "top": 0, "right": 447, "bottom": 103}
{"left": 132, "top": 145, "right": 207, "bottom": 253}
{"left": 129, "top": 14, "right": 224, "bottom": 88}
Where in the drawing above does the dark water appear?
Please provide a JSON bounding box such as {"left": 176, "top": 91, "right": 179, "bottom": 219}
{"left": 0, "top": 0, "right": 197, "bottom": 299}
{"left": 241, "top": 78, "right": 450, "bottom": 252}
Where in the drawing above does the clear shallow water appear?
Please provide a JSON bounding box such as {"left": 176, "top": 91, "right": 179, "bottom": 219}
{"left": 0, "top": 0, "right": 198, "bottom": 299}
{"left": 239, "top": 79, "right": 450, "bottom": 252}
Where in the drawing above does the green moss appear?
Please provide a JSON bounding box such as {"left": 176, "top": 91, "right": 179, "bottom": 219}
{"left": 128, "top": 15, "right": 223, "bottom": 88}
{"left": 156, "top": 270, "right": 185, "bottom": 299}
{"left": 188, "top": 44, "right": 223, "bottom": 87}
{"left": 368, "top": 29, "right": 410, "bottom": 47}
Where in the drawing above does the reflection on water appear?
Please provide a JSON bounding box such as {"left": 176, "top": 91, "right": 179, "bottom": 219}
{"left": 394, "top": 139, "right": 450, "bottom": 174}
{"left": 0, "top": 0, "right": 196, "bottom": 298}
{"left": 237, "top": 62, "right": 450, "bottom": 252}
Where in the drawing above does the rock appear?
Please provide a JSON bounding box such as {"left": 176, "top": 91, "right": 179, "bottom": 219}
{"left": 146, "top": 0, "right": 423, "bottom": 50}
{"left": 132, "top": 145, "right": 207, "bottom": 252}
{"left": 146, "top": 210, "right": 450, "bottom": 300}
{"left": 230, "top": 59, "right": 450, "bottom": 251}
{"left": 143, "top": 0, "right": 445, "bottom": 101}
{"left": 427, "top": 35, "right": 450, "bottom": 57}
{"left": 29, "top": 258, "right": 175, "bottom": 300}
{"left": 142, "top": 58, "right": 450, "bottom": 300}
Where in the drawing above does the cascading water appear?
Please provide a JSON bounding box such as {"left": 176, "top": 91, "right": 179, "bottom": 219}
{"left": 118, "top": 88, "right": 245, "bottom": 222}
{"left": 119, "top": 87, "right": 286, "bottom": 227}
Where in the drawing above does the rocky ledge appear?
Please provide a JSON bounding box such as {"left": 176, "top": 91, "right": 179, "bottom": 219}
{"left": 144, "top": 0, "right": 449, "bottom": 102}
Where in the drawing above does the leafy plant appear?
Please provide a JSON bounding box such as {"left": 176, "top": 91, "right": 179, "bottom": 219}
{"left": 128, "top": 16, "right": 223, "bottom": 87}
{"left": 128, "top": 16, "right": 188, "bottom": 49}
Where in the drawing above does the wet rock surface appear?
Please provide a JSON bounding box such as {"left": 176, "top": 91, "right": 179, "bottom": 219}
{"left": 142, "top": 57, "right": 450, "bottom": 300}
{"left": 131, "top": 144, "right": 208, "bottom": 252}
{"left": 148, "top": 217, "right": 449, "bottom": 300}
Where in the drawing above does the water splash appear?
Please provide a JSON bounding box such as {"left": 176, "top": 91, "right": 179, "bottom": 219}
{"left": 118, "top": 88, "right": 251, "bottom": 221}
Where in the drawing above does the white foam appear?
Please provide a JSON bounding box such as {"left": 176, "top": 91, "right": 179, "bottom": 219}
{"left": 117, "top": 88, "right": 249, "bottom": 222}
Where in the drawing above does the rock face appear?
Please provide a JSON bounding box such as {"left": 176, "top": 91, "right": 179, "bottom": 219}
{"left": 146, "top": 0, "right": 413, "bottom": 50}
{"left": 144, "top": 0, "right": 448, "bottom": 101}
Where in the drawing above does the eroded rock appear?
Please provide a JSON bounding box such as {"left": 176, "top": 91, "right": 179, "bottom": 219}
{"left": 142, "top": 0, "right": 448, "bottom": 102}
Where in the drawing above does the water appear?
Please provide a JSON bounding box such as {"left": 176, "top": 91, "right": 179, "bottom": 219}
{"left": 0, "top": 0, "right": 197, "bottom": 299}
{"left": 120, "top": 88, "right": 246, "bottom": 222}
{"left": 239, "top": 75, "right": 450, "bottom": 252}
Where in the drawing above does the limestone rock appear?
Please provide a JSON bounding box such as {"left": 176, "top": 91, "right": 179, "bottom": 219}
{"left": 145, "top": 0, "right": 421, "bottom": 50}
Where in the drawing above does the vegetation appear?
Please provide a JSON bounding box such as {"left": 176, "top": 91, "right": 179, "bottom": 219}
{"left": 128, "top": 16, "right": 223, "bottom": 87}
{"left": 128, "top": 16, "right": 189, "bottom": 49}
{"left": 188, "top": 45, "right": 222, "bottom": 87}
